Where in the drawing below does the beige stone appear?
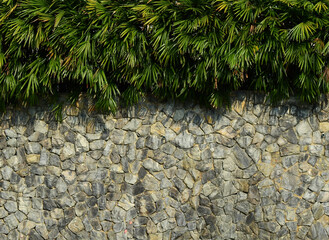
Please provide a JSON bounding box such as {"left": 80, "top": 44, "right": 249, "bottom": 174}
{"left": 217, "top": 126, "right": 236, "bottom": 138}
{"left": 26, "top": 154, "right": 40, "bottom": 164}
{"left": 146, "top": 220, "right": 157, "bottom": 234}
{"left": 181, "top": 189, "right": 191, "bottom": 203}
{"left": 151, "top": 122, "right": 166, "bottom": 136}
{"left": 232, "top": 99, "right": 246, "bottom": 115}
{"left": 319, "top": 122, "right": 329, "bottom": 132}
{"left": 237, "top": 179, "right": 249, "bottom": 192}
{"left": 150, "top": 233, "right": 162, "bottom": 240}
{"left": 86, "top": 120, "right": 95, "bottom": 133}
{"left": 68, "top": 217, "right": 84, "bottom": 233}
{"left": 65, "top": 105, "right": 79, "bottom": 116}
{"left": 170, "top": 123, "right": 182, "bottom": 133}
{"left": 257, "top": 162, "right": 274, "bottom": 177}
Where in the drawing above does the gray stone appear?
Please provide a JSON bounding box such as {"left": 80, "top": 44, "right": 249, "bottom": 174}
{"left": 123, "top": 119, "right": 142, "bottom": 131}
{"left": 282, "top": 155, "right": 298, "bottom": 168}
{"left": 110, "top": 129, "right": 126, "bottom": 144}
{"left": 303, "top": 190, "right": 316, "bottom": 203}
{"left": 173, "top": 109, "right": 185, "bottom": 121}
{"left": 60, "top": 142, "right": 75, "bottom": 160}
{"left": 113, "top": 222, "right": 124, "bottom": 233}
{"left": 34, "top": 120, "right": 48, "bottom": 133}
{"left": 282, "top": 172, "right": 300, "bottom": 191}
{"left": 4, "top": 201, "right": 17, "bottom": 213}
{"left": 1, "top": 166, "right": 13, "bottom": 181}
{"left": 25, "top": 142, "right": 41, "bottom": 154}
{"left": 296, "top": 120, "right": 312, "bottom": 137}
{"left": 90, "top": 140, "right": 105, "bottom": 150}
{"left": 309, "top": 176, "right": 325, "bottom": 193}
{"left": 298, "top": 209, "right": 314, "bottom": 226}
{"left": 143, "top": 159, "right": 161, "bottom": 172}
{"left": 143, "top": 174, "right": 160, "bottom": 191}
{"left": 0, "top": 222, "right": 9, "bottom": 234}
{"left": 75, "top": 134, "right": 89, "bottom": 152}
{"left": 175, "top": 131, "right": 194, "bottom": 149}
{"left": 0, "top": 208, "right": 8, "bottom": 219}
{"left": 237, "top": 136, "right": 252, "bottom": 148}
{"left": 212, "top": 145, "right": 230, "bottom": 158}
{"left": 39, "top": 148, "right": 49, "bottom": 166}
{"left": 5, "top": 129, "right": 17, "bottom": 138}
{"left": 56, "top": 177, "right": 68, "bottom": 193}
{"left": 312, "top": 202, "right": 324, "bottom": 220}
{"left": 310, "top": 222, "right": 328, "bottom": 239}
{"left": 175, "top": 211, "right": 186, "bottom": 227}
{"left": 28, "top": 210, "right": 42, "bottom": 223}
{"left": 145, "top": 135, "right": 162, "bottom": 150}
{"left": 233, "top": 145, "right": 252, "bottom": 169}
{"left": 4, "top": 214, "right": 18, "bottom": 230}
{"left": 3, "top": 148, "right": 16, "bottom": 159}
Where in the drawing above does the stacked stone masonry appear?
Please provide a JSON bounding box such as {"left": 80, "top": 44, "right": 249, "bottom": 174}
{"left": 1, "top": 94, "right": 329, "bottom": 239}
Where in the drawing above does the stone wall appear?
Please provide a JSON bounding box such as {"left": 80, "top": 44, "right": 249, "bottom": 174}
{"left": 1, "top": 94, "right": 329, "bottom": 239}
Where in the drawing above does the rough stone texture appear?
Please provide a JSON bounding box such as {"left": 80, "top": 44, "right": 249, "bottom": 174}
{"left": 1, "top": 93, "right": 329, "bottom": 239}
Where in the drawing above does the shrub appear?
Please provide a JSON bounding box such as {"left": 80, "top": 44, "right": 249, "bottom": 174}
{"left": 1, "top": 0, "right": 329, "bottom": 111}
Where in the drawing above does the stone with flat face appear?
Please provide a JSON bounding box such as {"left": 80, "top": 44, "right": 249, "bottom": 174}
{"left": 175, "top": 131, "right": 194, "bottom": 149}
{"left": 233, "top": 145, "right": 252, "bottom": 169}
{"left": 68, "top": 217, "right": 84, "bottom": 233}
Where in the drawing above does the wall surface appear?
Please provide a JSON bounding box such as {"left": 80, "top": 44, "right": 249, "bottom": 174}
{"left": 1, "top": 94, "right": 329, "bottom": 240}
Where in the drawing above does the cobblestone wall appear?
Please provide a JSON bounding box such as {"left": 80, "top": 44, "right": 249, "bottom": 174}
{"left": 1, "top": 94, "right": 329, "bottom": 239}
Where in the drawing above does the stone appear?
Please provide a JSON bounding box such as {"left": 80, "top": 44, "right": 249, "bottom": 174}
{"left": 175, "top": 211, "right": 186, "bottom": 227}
{"left": 125, "top": 173, "right": 138, "bottom": 184}
{"left": 150, "top": 122, "right": 166, "bottom": 136}
{"left": 62, "top": 170, "right": 76, "bottom": 184}
{"left": 298, "top": 209, "right": 314, "bottom": 226}
{"left": 212, "top": 145, "right": 230, "bottom": 158}
{"left": 175, "top": 131, "right": 194, "bottom": 149}
{"left": 28, "top": 210, "right": 42, "bottom": 223}
{"left": 145, "top": 135, "right": 162, "bottom": 150}
{"left": 310, "top": 222, "right": 328, "bottom": 239}
{"left": 90, "top": 140, "right": 105, "bottom": 150}
{"left": 296, "top": 121, "right": 312, "bottom": 137}
{"left": 75, "top": 134, "right": 89, "bottom": 152}
{"left": 4, "top": 214, "right": 18, "bottom": 230}
{"left": 123, "top": 119, "right": 142, "bottom": 131}
{"left": 34, "top": 120, "right": 48, "bottom": 133}
{"left": 143, "top": 174, "right": 160, "bottom": 191}
{"left": 309, "top": 176, "right": 325, "bottom": 193}
{"left": 4, "top": 129, "right": 17, "bottom": 138}
{"left": 233, "top": 145, "right": 252, "bottom": 169}
{"left": 143, "top": 159, "right": 161, "bottom": 172}
{"left": 318, "top": 192, "right": 329, "bottom": 202}
{"left": 319, "top": 122, "right": 329, "bottom": 132}
{"left": 312, "top": 203, "right": 324, "bottom": 220}
{"left": 4, "top": 201, "right": 17, "bottom": 213}
{"left": 280, "top": 144, "right": 300, "bottom": 156}
{"left": 0, "top": 208, "right": 8, "bottom": 218}
{"left": 1, "top": 166, "right": 13, "bottom": 180}
{"left": 25, "top": 142, "right": 41, "bottom": 154}
{"left": 26, "top": 154, "right": 40, "bottom": 164}
{"left": 56, "top": 177, "right": 68, "bottom": 193}
{"left": 0, "top": 222, "right": 9, "bottom": 234}
{"left": 282, "top": 172, "right": 300, "bottom": 191}
{"left": 68, "top": 217, "right": 84, "bottom": 233}
{"left": 60, "top": 142, "right": 75, "bottom": 160}
{"left": 92, "top": 182, "right": 104, "bottom": 197}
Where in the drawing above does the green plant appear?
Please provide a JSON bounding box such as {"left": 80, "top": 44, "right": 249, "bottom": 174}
{"left": 1, "top": 0, "right": 329, "bottom": 112}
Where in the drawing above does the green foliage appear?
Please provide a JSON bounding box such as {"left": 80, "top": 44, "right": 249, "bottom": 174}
{"left": 1, "top": 0, "right": 329, "bottom": 111}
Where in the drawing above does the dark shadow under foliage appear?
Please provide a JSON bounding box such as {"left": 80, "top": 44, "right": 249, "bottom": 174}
{"left": 1, "top": 0, "right": 329, "bottom": 112}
